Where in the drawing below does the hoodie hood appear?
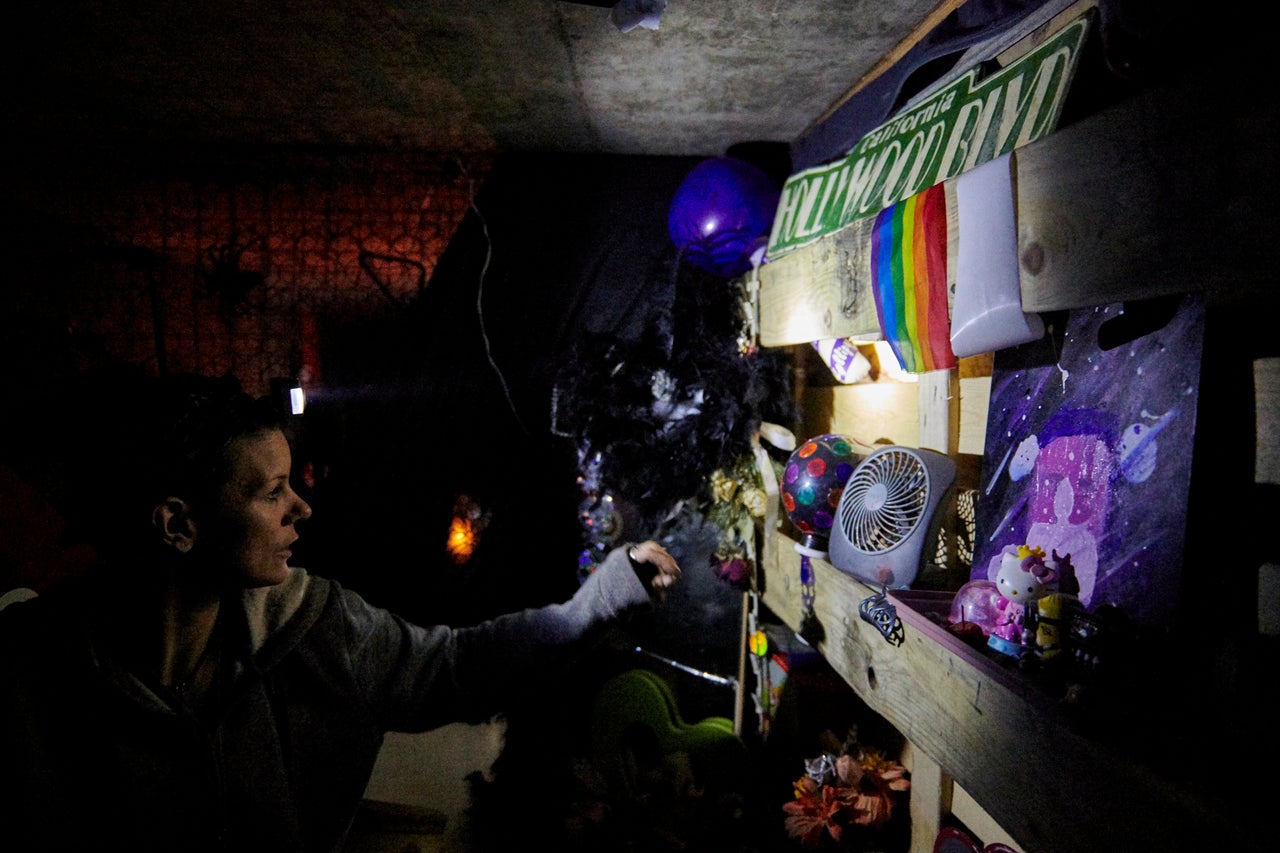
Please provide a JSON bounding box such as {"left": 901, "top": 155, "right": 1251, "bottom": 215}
{"left": 239, "top": 565, "right": 330, "bottom": 666}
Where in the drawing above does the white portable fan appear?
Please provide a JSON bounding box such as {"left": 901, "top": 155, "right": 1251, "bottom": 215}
{"left": 828, "top": 445, "right": 956, "bottom": 589}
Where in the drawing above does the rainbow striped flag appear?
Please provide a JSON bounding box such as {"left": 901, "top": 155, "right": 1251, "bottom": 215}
{"left": 870, "top": 183, "right": 955, "bottom": 373}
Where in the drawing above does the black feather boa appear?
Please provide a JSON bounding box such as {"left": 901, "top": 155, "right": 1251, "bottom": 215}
{"left": 554, "top": 258, "right": 794, "bottom": 535}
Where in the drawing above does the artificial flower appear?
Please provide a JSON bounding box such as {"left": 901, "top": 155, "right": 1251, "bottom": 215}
{"left": 834, "top": 753, "right": 865, "bottom": 788}
{"left": 783, "top": 780, "right": 854, "bottom": 848}
{"left": 711, "top": 554, "right": 752, "bottom": 590}
{"left": 848, "top": 787, "right": 895, "bottom": 828}
{"left": 741, "top": 485, "right": 769, "bottom": 518}
{"left": 710, "top": 469, "right": 739, "bottom": 504}
{"left": 784, "top": 745, "right": 911, "bottom": 843}
{"left": 846, "top": 749, "right": 910, "bottom": 828}
{"left": 700, "top": 452, "right": 783, "bottom": 593}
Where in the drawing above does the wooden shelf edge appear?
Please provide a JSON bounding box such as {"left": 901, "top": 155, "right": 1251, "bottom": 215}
{"left": 759, "top": 528, "right": 1263, "bottom": 853}
{"left": 1014, "top": 75, "right": 1279, "bottom": 315}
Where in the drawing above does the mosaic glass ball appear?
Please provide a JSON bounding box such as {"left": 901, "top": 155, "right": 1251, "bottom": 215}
{"left": 781, "top": 434, "right": 860, "bottom": 556}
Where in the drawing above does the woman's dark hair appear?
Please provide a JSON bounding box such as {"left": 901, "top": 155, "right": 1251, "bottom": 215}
{"left": 56, "top": 369, "right": 285, "bottom": 560}
{"left": 140, "top": 372, "right": 285, "bottom": 507}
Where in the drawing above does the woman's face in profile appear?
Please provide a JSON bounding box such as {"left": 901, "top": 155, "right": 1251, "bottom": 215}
{"left": 197, "top": 429, "right": 312, "bottom": 588}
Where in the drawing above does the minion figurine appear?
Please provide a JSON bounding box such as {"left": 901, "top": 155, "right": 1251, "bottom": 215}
{"left": 1034, "top": 592, "right": 1080, "bottom": 660}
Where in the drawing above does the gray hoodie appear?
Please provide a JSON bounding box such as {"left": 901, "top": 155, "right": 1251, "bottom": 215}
{"left": 0, "top": 545, "right": 652, "bottom": 852}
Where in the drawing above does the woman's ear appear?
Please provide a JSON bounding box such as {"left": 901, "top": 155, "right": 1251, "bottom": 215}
{"left": 153, "top": 497, "right": 197, "bottom": 554}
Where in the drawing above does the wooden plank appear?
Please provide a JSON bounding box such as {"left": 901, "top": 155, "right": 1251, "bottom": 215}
{"left": 951, "top": 783, "right": 1022, "bottom": 852}
{"left": 759, "top": 530, "right": 1261, "bottom": 853}
{"left": 957, "top": 375, "right": 990, "bottom": 456}
{"left": 917, "top": 370, "right": 952, "bottom": 455}
{"left": 758, "top": 217, "right": 878, "bottom": 346}
{"left": 826, "top": 381, "right": 919, "bottom": 447}
{"left": 957, "top": 352, "right": 993, "bottom": 379}
{"left": 900, "top": 740, "right": 947, "bottom": 853}
{"left": 1015, "top": 75, "right": 1279, "bottom": 312}
{"left": 766, "top": 48, "right": 1280, "bottom": 348}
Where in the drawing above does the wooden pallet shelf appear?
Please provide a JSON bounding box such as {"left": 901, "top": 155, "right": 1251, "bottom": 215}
{"left": 754, "top": 10, "right": 1277, "bottom": 850}
{"left": 1014, "top": 71, "right": 1278, "bottom": 313}
{"left": 756, "top": 65, "right": 1279, "bottom": 349}
{"left": 759, "top": 530, "right": 1262, "bottom": 853}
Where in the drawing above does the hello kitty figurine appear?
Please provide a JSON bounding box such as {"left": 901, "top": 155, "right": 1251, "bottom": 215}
{"left": 988, "top": 545, "right": 1057, "bottom": 658}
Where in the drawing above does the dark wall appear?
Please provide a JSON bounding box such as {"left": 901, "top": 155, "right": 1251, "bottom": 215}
{"left": 287, "top": 152, "right": 713, "bottom": 624}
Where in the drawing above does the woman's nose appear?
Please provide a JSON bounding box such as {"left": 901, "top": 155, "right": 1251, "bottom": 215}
{"left": 290, "top": 489, "right": 313, "bottom": 522}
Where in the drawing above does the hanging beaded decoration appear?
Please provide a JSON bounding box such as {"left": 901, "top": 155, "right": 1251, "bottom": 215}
{"left": 797, "top": 556, "right": 825, "bottom": 646}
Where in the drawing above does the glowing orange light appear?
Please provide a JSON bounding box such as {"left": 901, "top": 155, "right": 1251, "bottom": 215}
{"left": 446, "top": 516, "right": 476, "bottom": 564}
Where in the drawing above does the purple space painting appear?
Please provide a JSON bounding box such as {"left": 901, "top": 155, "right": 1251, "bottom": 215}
{"left": 971, "top": 294, "right": 1206, "bottom": 629}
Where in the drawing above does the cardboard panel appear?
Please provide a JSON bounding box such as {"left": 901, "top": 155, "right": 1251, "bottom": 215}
{"left": 971, "top": 294, "right": 1206, "bottom": 628}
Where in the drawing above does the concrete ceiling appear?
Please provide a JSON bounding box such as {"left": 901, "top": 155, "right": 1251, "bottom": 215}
{"left": 11, "top": 0, "right": 948, "bottom": 158}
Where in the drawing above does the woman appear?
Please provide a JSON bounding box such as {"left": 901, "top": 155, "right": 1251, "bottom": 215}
{"left": 0, "top": 371, "right": 680, "bottom": 851}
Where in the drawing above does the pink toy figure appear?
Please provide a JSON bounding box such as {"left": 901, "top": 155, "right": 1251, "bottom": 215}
{"left": 988, "top": 544, "right": 1058, "bottom": 658}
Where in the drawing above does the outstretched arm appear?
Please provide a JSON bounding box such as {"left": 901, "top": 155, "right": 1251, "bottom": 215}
{"left": 626, "top": 540, "right": 681, "bottom": 596}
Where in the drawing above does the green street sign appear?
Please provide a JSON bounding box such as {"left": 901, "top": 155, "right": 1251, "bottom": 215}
{"left": 768, "top": 14, "right": 1090, "bottom": 258}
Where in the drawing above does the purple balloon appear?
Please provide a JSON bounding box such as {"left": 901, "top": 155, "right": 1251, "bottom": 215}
{"left": 668, "top": 156, "right": 780, "bottom": 277}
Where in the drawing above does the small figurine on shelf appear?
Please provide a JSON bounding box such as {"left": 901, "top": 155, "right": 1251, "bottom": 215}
{"left": 1028, "top": 551, "right": 1081, "bottom": 662}
{"left": 1030, "top": 591, "right": 1082, "bottom": 661}
{"left": 988, "top": 544, "right": 1061, "bottom": 658}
